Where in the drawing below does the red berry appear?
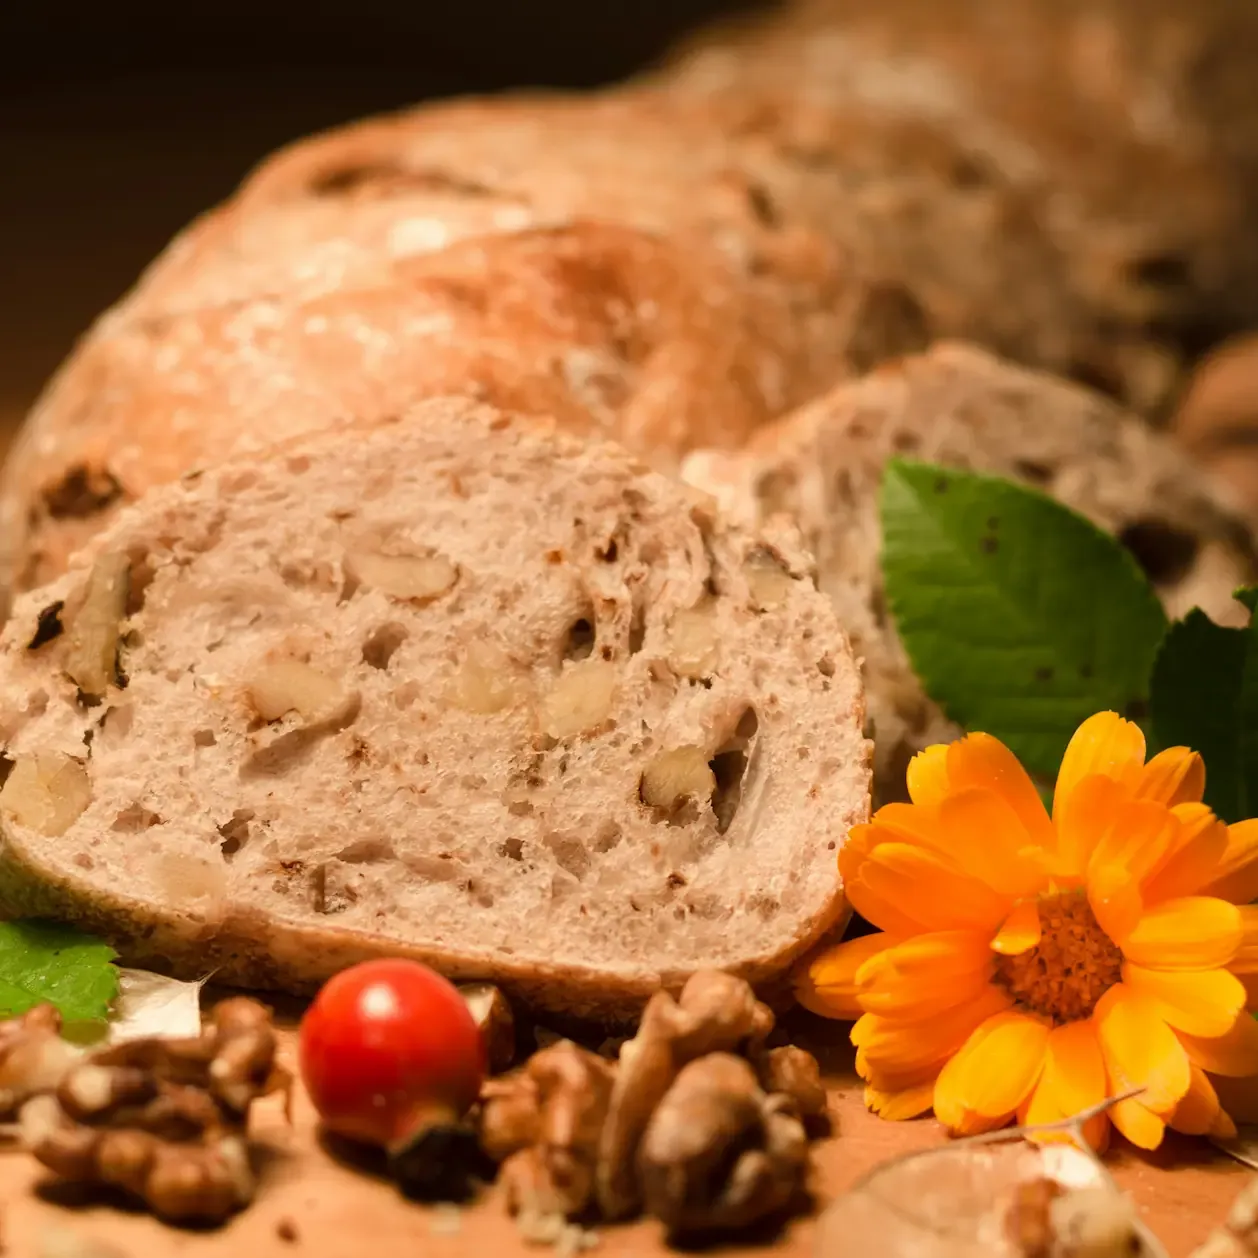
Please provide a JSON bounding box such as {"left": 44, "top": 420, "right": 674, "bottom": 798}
{"left": 299, "top": 959, "right": 486, "bottom": 1152}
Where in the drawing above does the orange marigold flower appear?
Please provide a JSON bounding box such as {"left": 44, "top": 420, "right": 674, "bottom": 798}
{"left": 795, "top": 711, "right": 1258, "bottom": 1150}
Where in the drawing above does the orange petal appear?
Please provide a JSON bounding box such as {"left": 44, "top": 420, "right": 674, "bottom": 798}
{"left": 865, "top": 1079, "right": 937, "bottom": 1120}
{"left": 906, "top": 744, "right": 951, "bottom": 806}
{"left": 1141, "top": 804, "right": 1229, "bottom": 903}
{"left": 1134, "top": 747, "right": 1206, "bottom": 808}
{"left": 1053, "top": 713, "right": 1146, "bottom": 821}
{"left": 1176, "top": 1015, "right": 1258, "bottom": 1077}
{"left": 992, "top": 900, "right": 1042, "bottom": 956}
{"left": 852, "top": 987, "right": 1012, "bottom": 1078}
{"left": 1167, "top": 1064, "right": 1224, "bottom": 1136}
{"left": 935, "top": 790, "right": 1050, "bottom": 898}
{"left": 945, "top": 733, "right": 1055, "bottom": 850}
{"left": 1053, "top": 774, "right": 1126, "bottom": 883}
{"left": 855, "top": 931, "right": 995, "bottom": 1018}
{"left": 1121, "top": 964, "right": 1247, "bottom": 1037}
{"left": 1121, "top": 897, "right": 1242, "bottom": 970}
{"left": 1110, "top": 1096, "right": 1166, "bottom": 1149}
{"left": 1088, "top": 799, "right": 1181, "bottom": 886}
{"left": 1200, "top": 821, "right": 1258, "bottom": 906}
{"left": 1042, "top": 1020, "right": 1109, "bottom": 1119}
{"left": 860, "top": 843, "right": 1013, "bottom": 932}
{"left": 1212, "top": 1108, "right": 1239, "bottom": 1140}
{"left": 933, "top": 1011, "right": 1050, "bottom": 1135}
{"left": 1088, "top": 864, "right": 1143, "bottom": 944}
{"left": 794, "top": 933, "right": 894, "bottom": 1020}
{"left": 1094, "top": 984, "right": 1191, "bottom": 1114}
{"left": 841, "top": 828, "right": 933, "bottom": 936}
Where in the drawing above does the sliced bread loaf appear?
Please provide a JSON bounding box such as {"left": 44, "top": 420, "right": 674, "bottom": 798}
{"left": 682, "top": 343, "right": 1257, "bottom": 803}
{"left": 0, "top": 400, "right": 869, "bottom": 1018}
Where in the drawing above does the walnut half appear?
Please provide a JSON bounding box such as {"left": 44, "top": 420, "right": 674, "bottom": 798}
{"left": 0, "top": 754, "right": 92, "bottom": 836}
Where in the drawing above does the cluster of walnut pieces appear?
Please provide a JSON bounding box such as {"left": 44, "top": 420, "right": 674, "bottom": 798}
{"left": 7, "top": 998, "right": 289, "bottom": 1225}
{"left": 478, "top": 970, "right": 827, "bottom": 1242}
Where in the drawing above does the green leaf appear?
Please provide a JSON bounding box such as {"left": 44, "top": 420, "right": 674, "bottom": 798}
{"left": 0, "top": 920, "right": 119, "bottom": 1027}
{"left": 879, "top": 460, "right": 1169, "bottom": 781}
{"left": 1150, "top": 587, "right": 1258, "bottom": 823}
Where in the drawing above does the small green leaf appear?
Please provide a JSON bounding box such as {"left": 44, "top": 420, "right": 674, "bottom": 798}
{"left": 879, "top": 460, "right": 1169, "bottom": 780}
{"left": 0, "top": 920, "right": 119, "bottom": 1026}
{"left": 1150, "top": 587, "right": 1258, "bottom": 823}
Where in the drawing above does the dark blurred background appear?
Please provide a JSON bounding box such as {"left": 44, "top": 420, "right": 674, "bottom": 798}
{"left": 0, "top": 1, "right": 767, "bottom": 436}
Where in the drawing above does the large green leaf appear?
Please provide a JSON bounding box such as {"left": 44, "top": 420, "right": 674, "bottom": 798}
{"left": 0, "top": 920, "right": 119, "bottom": 1027}
{"left": 1150, "top": 588, "right": 1258, "bottom": 823}
{"left": 880, "top": 460, "right": 1169, "bottom": 780}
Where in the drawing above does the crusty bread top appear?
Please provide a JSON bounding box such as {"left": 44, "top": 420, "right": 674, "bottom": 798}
{"left": 683, "top": 342, "right": 1258, "bottom": 802}
{"left": 0, "top": 400, "right": 869, "bottom": 1015}
{"left": 663, "top": 0, "right": 1258, "bottom": 392}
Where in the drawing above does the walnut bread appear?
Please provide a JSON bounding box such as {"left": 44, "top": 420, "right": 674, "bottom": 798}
{"left": 0, "top": 400, "right": 869, "bottom": 1018}
{"left": 682, "top": 342, "right": 1258, "bottom": 804}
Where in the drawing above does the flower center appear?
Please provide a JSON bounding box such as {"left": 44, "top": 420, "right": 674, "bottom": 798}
{"left": 993, "top": 891, "right": 1123, "bottom": 1024}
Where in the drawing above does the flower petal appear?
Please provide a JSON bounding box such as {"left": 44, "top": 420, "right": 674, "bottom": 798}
{"left": 860, "top": 843, "right": 1013, "bottom": 932}
{"left": 1121, "top": 964, "right": 1247, "bottom": 1037}
{"left": 1088, "top": 799, "right": 1181, "bottom": 885}
{"left": 855, "top": 931, "right": 995, "bottom": 1018}
{"left": 1199, "top": 821, "right": 1258, "bottom": 906}
{"left": 1167, "top": 1064, "right": 1224, "bottom": 1136}
{"left": 906, "top": 744, "right": 951, "bottom": 806}
{"left": 933, "top": 1012, "right": 1050, "bottom": 1135}
{"left": 794, "top": 933, "right": 893, "bottom": 1020}
{"left": 865, "top": 1079, "right": 937, "bottom": 1120}
{"left": 852, "top": 987, "right": 1012, "bottom": 1078}
{"left": 1087, "top": 864, "right": 1143, "bottom": 944}
{"left": 1121, "top": 897, "right": 1242, "bottom": 970}
{"left": 945, "top": 733, "right": 1054, "bottom": 849}
{"left": 1176, "top": 1015, "right": 1258, "bottom": 1077}
{"left": 841, "top": 826, "right": 933, "bottom": 937}
{"left": 1053, "top": 774, "right": 1126, "bottom": 883}
{"left": 992, "top": 900, "right": 1042, "bottom": 956}
{"left": 1134, "top": 747, "right": 1206, "bottom": 808}
{"left": 1094, "top": 984, "right": 1191, "bottom": 1114}
{"left": 1140, "top": 804, "right": 1229, "bottom": 903}
{"left": 935, "top": 790, "right": 1050, "bottom": 898}
{"left": 1019, "top": 1021, "right": 1109, "bottom": 1151}
{"left": 1054, "top": 713, "right": 1146, "bottom": 821}
{"left": 1110, "top": 1097, "right": 1166, "bottom": 1149}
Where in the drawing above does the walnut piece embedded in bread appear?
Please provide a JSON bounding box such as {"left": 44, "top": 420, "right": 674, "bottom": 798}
{"left": 0, "top": 400, "right": 869, "bottom": 1019}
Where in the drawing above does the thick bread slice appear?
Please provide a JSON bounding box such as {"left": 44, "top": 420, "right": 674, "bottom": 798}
{"left": 682, "top": 343, "right": 1257, "bottom": 804}
{"left": 0, "top": 400, "right": 869, "bottom": 1019}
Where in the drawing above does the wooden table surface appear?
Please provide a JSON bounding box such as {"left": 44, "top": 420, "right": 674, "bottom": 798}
{"left": 0, "top": 1010, "right": 1247, "bottom": 1258}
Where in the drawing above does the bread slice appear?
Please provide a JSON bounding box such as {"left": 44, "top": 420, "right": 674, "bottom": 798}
{"left": 0, "top": 400, "right": 869, "bottom": 1018}
{"left": 682, "top": 342, "right": 1257, "bottom": 804}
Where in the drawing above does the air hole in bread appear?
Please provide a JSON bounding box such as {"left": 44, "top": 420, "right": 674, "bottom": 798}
{"left": 499, "top": 837, "right": 525, "bottom": 861}
{"left": 0, "top": 755, "right": 14, "bottom": 792}
{"left": 193, "top": 728, "right": 217, "bottom": 748}
{"left": 544, "top": 832, "right": 590, "bottom": 881}
{"left": 1013, "top": 459, "right": 1054, "bottom": 486}
{"left": 628, "top": 603, "right": 646, "bottom": 655}
{"left": 847, "top": 283, "right": 931, "bottom": 374}
{"left": 564, "top": 617, "right": 596, "bottom": 662}
{"left": 745, "top": 182, "right": 780, "bottom": 228}
{"left": 27, "top": 602, "right": 65, "bottom": 651}
{"left": 307, "top": 161, "right": 499, "bottom": 200}
{"left": 1117, "top": 518, "right": 1201, "bottom": 587}
{"left": 111, "top": 803, "right": 163, "bottom": 833}
{"left": 711, "top": 707, "right": 759, "bottom": 835}
{"left": 593, "top": 821, "right": 622, "bottom": 853}
{"left": 217, "top": 809, "right": 255, "bottom": 859}
{"left": 817, "top": 655, "right": 836, "bottom": 678}
{"left": 362, "top": 622, "right": 408, "bottom": 671}
{"left": 336, "top": 837, "right": 394, "bottom": 864}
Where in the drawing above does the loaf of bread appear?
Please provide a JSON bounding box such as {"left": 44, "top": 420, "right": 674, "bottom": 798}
{"left": 662, "top": 0, "right": 1258, "bottom": 412}
{"left": 0, "top": 400, "right": 869, "bottom": 1017}
{"left": 682, "top": 342, "right": 1258, "bottom": 803}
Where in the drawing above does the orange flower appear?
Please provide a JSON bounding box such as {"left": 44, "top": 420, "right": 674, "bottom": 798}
{"left": 795, "top": 712, "right": 1258, "bottom": 1150}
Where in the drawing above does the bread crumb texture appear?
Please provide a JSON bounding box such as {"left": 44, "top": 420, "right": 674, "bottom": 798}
{"left": 0, "top": 402, "right": 869, "bottom": 1017}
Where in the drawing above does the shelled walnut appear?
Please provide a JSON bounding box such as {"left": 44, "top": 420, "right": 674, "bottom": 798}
{"left": 21, "top": 997, "right": 290, "bottom": 1225}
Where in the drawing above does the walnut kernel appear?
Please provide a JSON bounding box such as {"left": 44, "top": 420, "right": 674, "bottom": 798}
{"left": 639, "top": 746, "right": 716, "bottom": 812}
{"left": 744, "top": 550, "right": 795, "bottom": 610}
{"left": 0, "top": 754, "right": 92, "bottom": 836}
{"left": 345, "top": 549, "right": 459, "bottom": 603}
{"left": 447, "top": 642, "right": 528, "bottom": 715}
{"left": 667, "top": 603, "right": 719, "bottom": 679}
{"left": 245, "top": 660, "right": 352, "bottom": 724}
{"left": 539, "top": 659, "right": 616, "bottom": 740}
{"left": 64, "top": 552, "right": 130, "bottom": 697}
